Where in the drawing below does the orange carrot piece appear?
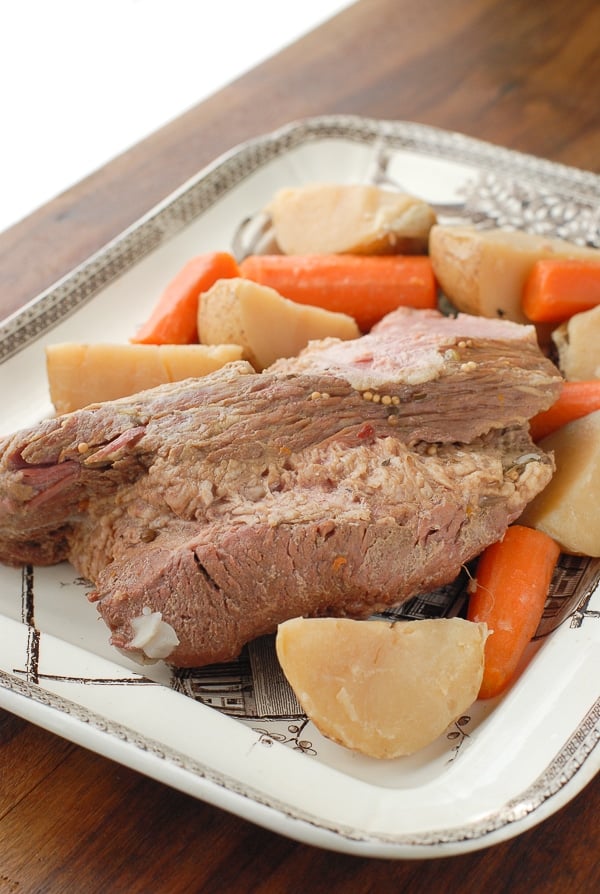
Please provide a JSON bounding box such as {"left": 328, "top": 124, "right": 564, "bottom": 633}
{"left": 529, "top": 381, "right": 600, "bottom": 441}
{"left": 131, "top": 252, "right": 240, "bottom": 345}
{"left": 522, "top": 258, "right": 600, "bottom": 323}
{"left": 467, "top": 525, "right": 560, "bottom": 699}
{"left": 238, "top": 254, "right": 437, "bottom": 331}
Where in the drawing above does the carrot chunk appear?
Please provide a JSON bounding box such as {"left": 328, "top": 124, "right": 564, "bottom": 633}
{"left": 131, "top": 252, "right": 240, "bottom": 345}
{"left": 238, "top": 254, "right": 437, "bottom": 331}
{"left": 529, "top": 381, "right": 600, "bottom": 441}
{"left": 522, "top": 258, "right": 600, "bottom": 323}
{"left": 467, "top": 525, "right": 560, "bottom": 699}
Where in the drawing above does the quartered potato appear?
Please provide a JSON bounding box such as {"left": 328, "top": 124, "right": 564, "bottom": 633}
{"left": 276, "top": 616, "right": 487, "bottom": 759}
{"left": 198, "top": 277, "right": 359, "bottom": 371}
{"left": 552, "top": 305, "right": 600, "bottom": 381}
{"left": 46, "top": 342, "right": 244, "bottom": 414}
{"left": 267, "top": 183, "right": 436, "bottom": 256}
{"left": 519, "top": 410, "right": 600, "bottom": 556}
{"left": 430, "top": 225, "right": 600, "bottom": 323}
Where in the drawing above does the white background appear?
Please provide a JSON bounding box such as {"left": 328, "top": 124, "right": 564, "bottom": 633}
{"left": 0, "top": 0, "right": 352, "bottom": 234}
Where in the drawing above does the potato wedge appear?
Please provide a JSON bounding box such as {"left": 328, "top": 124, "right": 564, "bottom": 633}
{"left": 552, "top": 305, "right": 600, "bottom": 381}
{"left": 519, "top": 409, "right": 600, "bottom": 556}
{"left": 46, "top": 342, "right": 243, "bottom": 414}
{"left": 276, "top": 617, "right": 487, "bottom": 759}
{"left": 430, "top": 225, "right": 600, "bottom": 323}
{"left": 267, "top": 183, "right": 436, "bottom": 256}
{"left": 198, "top": 277, "right": 359, "bottom": 371}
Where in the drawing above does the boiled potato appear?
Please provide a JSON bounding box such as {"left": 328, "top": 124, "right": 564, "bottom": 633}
{"left": 198, "top": 277, "right": 359, "bottom": 371}
{"left": 519, "top": 410, "right": 600, "bottom": 556}
{"left": 46, "top": 342, "right": 243, "bottom": 414}
{"left": 267, "top": 183, "right": 436, "bottom": 256}
{"left": 276, "top": 617, "right": 487, "bottom": 759}
{"left": 552, "top": 305, "right": 600, "bottom": 380}
{"left": 430, "top": 225, "right": 600, "bottom": 323}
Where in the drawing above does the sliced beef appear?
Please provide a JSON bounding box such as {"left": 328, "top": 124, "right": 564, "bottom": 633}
{"left": 0, "top": 308, "right": 562, "bottom": 667}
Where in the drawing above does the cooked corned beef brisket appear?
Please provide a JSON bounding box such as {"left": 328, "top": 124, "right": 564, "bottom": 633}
{"left": 0, "top": 308, "right": 562, "bottom": 666}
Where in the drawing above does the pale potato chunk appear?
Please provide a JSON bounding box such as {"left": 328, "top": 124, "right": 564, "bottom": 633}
{"left": 276, "top": 617, "right": 487, "bottom": 759}
{"left": 519, "top": 410, "right": 600, "bottom": 556}
{"left": 198, "top": 277, "right": 359, "bottom": 371}
{"left": 552, "top": 305, "right": 600, "bottom": 380}
{"left": 430, "top": 225, "right": 600, "bottom": 323}
{"left": 267, "top": 183, "right": 436, "bottom": 256}
{"left": 46, "top": 342, "right": 243, "bottom": 414}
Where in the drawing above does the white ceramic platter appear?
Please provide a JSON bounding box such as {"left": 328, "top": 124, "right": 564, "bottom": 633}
{"left": 0, "top": 116, "right": 599, "bottom": 859}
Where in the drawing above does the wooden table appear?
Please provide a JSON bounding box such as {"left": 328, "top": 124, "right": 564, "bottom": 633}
{"left": 1, "top": 1, "right": 598, "bottom": 890}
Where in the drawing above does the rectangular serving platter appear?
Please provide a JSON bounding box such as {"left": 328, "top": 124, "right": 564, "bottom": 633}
{"left": 0, "top": 115, "right": 599, "bottom": 859}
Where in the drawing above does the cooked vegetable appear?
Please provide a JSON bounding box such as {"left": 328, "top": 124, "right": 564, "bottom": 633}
{"left": 518, "top": 411, "right": 600, "bottom": 556}
{"left": 46, "top": 342, "right": 243, "bottom": 414}
{"left": 198, "top": 277, "right": 359, "bottom": 371}
{"left": 429, "top": 225, "right": 599, "bottom": 323}
{"left": 529, "top": 381, "right": 600, "bottom": 440}
{"left": 267, "top": 182, "right": 436, "bottom": 255}
{"left": 552, "top": 305, "right": 600, "bottom": 381}
{"left": 238, "top": 253, "right": 437, "bottom": 331}
{"left": 467, "top": 525, "right": 561, "bottom": 699}
{"left": 521, "top": 258, "right": 600, "bottom": 323}
{"left": 275, "top": 616, "right": 487, "bottom": 759}
{"left": 131, "top": 252, "right": 240, "bottom": 345}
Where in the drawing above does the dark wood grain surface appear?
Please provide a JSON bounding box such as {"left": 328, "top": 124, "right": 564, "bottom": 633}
{"left": 1, "top": 1, "right": 599, "bottom": 890}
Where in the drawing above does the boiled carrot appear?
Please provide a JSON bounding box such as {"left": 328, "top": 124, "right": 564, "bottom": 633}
{"left": 131, "top": 252, "right": 240, "bottom": 345}
{"left": 529, "top": 381, "right": 600, "bottom": 441}
{"left": 467, "top": 524, "right": 560, "bottom": 699}
{"left": 522, "top": 258, "right": 600, "bottom": 323}
{"left": 238, "top": 254, "right": 437, "bottom": 331}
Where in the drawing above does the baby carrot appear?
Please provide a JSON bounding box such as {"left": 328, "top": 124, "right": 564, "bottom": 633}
{"left": 238, "top": 254, "right": 437, "bottom": 331}
{"left": 467, "top": 525, "right": 560, "bottom": 699}
{"left": 522, "top": 258, "right": 600, "bottom": 323}
{"left": 529, "top": 381, "right": 600, "bottom": 441}
{"left": 131, "top": 252, "right": 240, "bottom": 345}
